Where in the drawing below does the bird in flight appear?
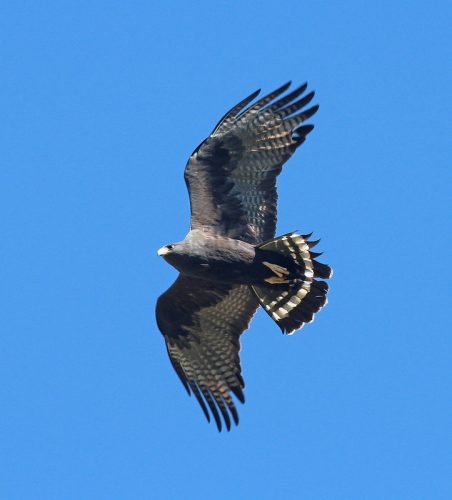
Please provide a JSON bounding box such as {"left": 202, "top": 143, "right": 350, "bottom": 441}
{"left": 156, "top": 82, "right": 332, "bottom": 431}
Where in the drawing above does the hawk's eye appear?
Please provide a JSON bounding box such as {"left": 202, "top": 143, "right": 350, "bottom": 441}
{"left": 167, "top": 244, "right": 174, "bottom": 251}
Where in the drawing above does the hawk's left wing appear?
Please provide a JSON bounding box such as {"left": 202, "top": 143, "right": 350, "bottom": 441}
{"left": 156, "top": 275, "right": 259, "bottom": 431}
{"left": 184, "top": 82, "right": 319, "bottom": 244}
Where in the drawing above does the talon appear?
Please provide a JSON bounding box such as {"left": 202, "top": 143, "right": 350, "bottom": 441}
{"left": 262, "top": 261, "right": 289, "bottom": 277}
{"left": 264, "top": 276, "right": 290, "bottom": 284}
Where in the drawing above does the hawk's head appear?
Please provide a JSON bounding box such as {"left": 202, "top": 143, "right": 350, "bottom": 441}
{"left": 157, "top": 239, "right": 205, "bottom": 275}
{"left": 157, "top": 242, "right": 187, "bottom": 269}
{"left": 157, "top": 243, "right": 177, "bottom": 257}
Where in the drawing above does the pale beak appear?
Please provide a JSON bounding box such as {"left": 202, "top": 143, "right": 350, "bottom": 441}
{"left": 157, "top": 246, "right": 169, "bottom": 256}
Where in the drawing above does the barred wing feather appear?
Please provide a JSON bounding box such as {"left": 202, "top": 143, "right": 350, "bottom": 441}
{"left": 156, "top": 275, "right": 259, "bottom": 431}
{"left": 185, "top": 82, "right": 318, "bottom": 243}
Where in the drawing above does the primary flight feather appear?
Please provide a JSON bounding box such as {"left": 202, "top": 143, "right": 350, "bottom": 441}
{"left": 156, "top": 82, "right": 332, "bottom": 431}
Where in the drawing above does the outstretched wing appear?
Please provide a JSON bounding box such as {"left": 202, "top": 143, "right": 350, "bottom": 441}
{"left": 156, "top": 275, "right": 259, "bottom": 431}
{"left": 185, "top": 82, "right": 318, "bottom": 244}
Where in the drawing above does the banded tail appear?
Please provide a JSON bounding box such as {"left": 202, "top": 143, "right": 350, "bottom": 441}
{"left": 251, "top": 232, "right": 332, "bottom": 334}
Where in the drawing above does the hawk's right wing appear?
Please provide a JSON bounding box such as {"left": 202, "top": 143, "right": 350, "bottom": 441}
{"left": 156, "top": 275, "right": 259, "bottom": 431}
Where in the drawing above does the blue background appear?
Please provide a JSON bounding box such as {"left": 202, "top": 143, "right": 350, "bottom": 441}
{"left": 1, "top": 1, "right": 450, "bottom": 499}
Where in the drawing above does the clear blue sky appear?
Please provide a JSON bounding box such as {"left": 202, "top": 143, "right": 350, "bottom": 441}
{"left": 1, "top": 1, "right": 450, "bottom": 499}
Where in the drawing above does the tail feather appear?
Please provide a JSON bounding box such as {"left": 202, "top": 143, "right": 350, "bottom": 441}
{"left": 312, "top": 260, "right": 332, "bottom": 279}
{"left": 252, "top": 232, "right": 332, "bottom": 334}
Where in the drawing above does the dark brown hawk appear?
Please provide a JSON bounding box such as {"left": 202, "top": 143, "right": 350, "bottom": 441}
{"left": 156, "top": 82, "right": 332, "bottom": 431}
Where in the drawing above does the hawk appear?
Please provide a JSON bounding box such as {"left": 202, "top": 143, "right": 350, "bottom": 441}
{"left": 156, "top": 82, "right": 332, "bottom": 431}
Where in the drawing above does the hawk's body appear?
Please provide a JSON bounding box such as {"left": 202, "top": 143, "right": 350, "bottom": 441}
{"left": 160, "top": 230, "right": 256, "bottom": 283}
{"left": 156, "top": 82, "right": 332, "bottom": 431}
{"left": 160, "top": 230, "right": 302, "bottom": 285}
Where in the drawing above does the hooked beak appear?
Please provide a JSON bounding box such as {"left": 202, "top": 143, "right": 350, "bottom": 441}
{"left": 157, "top": 246, "right": 169, "bottom": 257}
